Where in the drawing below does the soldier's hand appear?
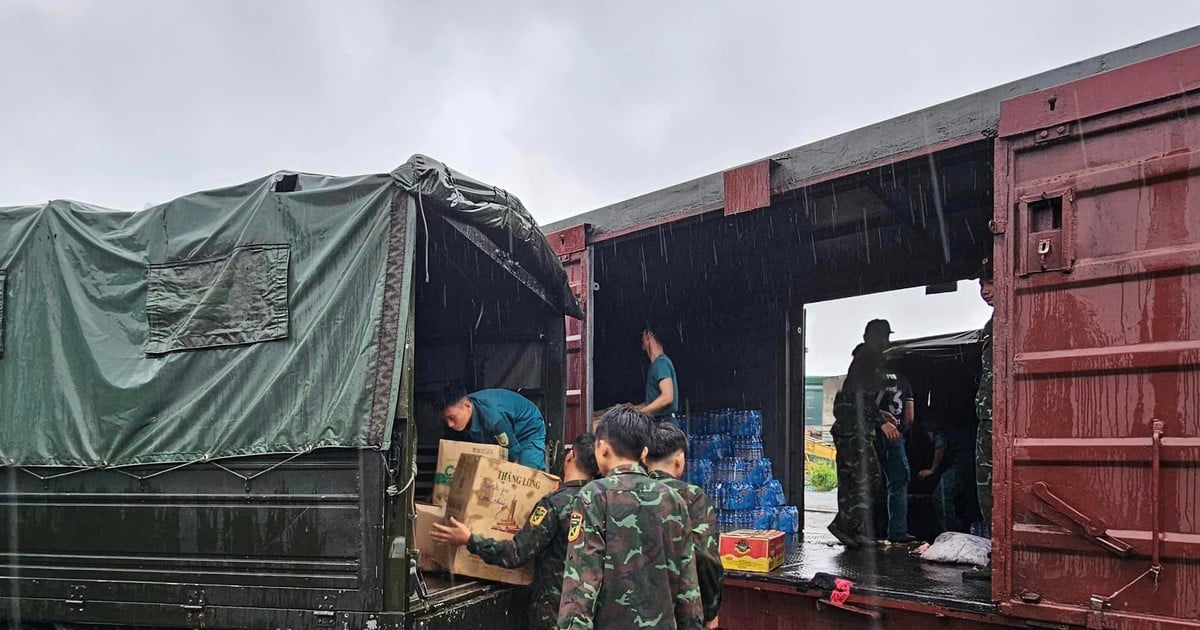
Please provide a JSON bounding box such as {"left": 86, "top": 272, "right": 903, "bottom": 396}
{"left": 881, "top": 421, "right": 901, "bottom": 442}
{"left": 706, "top": 616, "right": 720, "bottom": 629}
{"left": 431, "top": 517, "right": 472, "bottom": 546}
{"left": 917, "top": 469, "right": 934, "bottom": 479}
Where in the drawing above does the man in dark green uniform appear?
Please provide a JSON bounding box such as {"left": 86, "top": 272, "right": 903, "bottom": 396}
{"left": 438, "top": 384, "right": 548, "bottom": 470}
{"left": 966, "top": 257, "right": 995, "bottom": 581}
{"left": 558, "top": 405, "right": 703, "bottom": 630}
{"left": 827, "top": 319, "right": 898, "bottom": 548}
{"left": 637, "top": 326, "right": 681, "bottom": 423}
{"left": 430, "top": 434, "right": 601, "bottom": 630}
{"left": 645, "top": 422, "right": 723, "bottom": 629}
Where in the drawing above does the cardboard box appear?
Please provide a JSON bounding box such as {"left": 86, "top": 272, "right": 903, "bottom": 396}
{"left": 412, "top": 502, "right": 451, "bottom": 572}
{"left": 443, "top": 454, "right": 560, "bottom": 585}
{"left": 719, "top": 529, "right": 786, "bottom": 573}
{"left": 432, "top": 439, "right": 508, "bottom": 506}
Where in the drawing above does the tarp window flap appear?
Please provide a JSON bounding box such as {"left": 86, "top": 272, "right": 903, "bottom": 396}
{"left": 0, "top": 269, "right": 6, "bottom": 359}
{"left": 146, "top": 245, "right": 290, "bottom": 355}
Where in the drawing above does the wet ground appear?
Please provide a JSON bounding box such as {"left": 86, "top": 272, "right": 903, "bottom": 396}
{"left": 728, "top": 490, "right": 994, "bottom": 613}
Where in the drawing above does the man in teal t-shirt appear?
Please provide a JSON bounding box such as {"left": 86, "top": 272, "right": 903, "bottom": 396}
{"left": 637, "top": 327, "right": 680, "bottom": 421}
{"left": 438, "top": 385, "right": 548, "bottom": 470}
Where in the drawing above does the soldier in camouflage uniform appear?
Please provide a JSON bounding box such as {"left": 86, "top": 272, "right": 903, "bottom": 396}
{"left": 827, "top": 319, "right": 899, "bottom": 548}
{"left": 966, "top": 257, "right": 995, "bottom": 581}
{"left": 558, "top": 405, "right": 703, "bottom": 630}
{"left": 646, "top": 422, "right": 723, "bottom": 629}
{"left": 430, "top": 434, "right": 601, "bottom": 630}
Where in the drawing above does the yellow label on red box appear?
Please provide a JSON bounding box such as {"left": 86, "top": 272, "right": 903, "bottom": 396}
{"left": 719, "top": 529, "right": 785, "bottom": 573}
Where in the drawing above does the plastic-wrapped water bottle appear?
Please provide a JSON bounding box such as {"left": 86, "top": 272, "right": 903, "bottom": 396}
{"left": 746, "top": 458, "right": 773, "bottom": 487}
{"left": 752, "top": 507, "right": 777, "bottom": 530}
{"left": 706, "top": 483, "right": 725, "bottom": 511}
{"left": 775, "top": 505, "right": 800, "bottom": 534}
{"left": 719, "top": 409, "right": 735, "bottom": 434}
{"left": 716, "top": 434, "right": 734, "bottom": 459}
{"left": 719, "top": 511, "right": 738, "bottom": 533}
{"left": 724, "top": 481, "right": 757, "bottom": 511}
{"left": 734, "top": 437, "right": 764, "bottom": 460}
{"left": 757, "top": 479, "right": 786, "bottom": 508}
{"left": 690, "top": 459, "right": 714, "bottom": 486}
{"left": 717, "top": 458, "right": 748, "bottom": 483}
{"left": 692, "top": 435, "right": 722, "bottom": 461}
{"left": 731, "top": 410, "right": 764, "bottom": 437}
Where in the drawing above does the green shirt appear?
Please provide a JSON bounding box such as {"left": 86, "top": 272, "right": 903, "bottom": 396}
{"left": 645, "top": 355, "right": 680, "bottom": 417}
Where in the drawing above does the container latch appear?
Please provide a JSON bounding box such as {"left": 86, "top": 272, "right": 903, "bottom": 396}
{"left": 1031, "top": 481, "right": 1133, "bottom": 556}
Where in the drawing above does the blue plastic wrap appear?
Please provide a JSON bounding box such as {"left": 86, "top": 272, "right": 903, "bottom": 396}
{"left": 752, "top": 507, "right": 777, "bottom": 529}
{"left": 690, "top": 435, "right": 722, "bottom": 461}
{"left": 746, "top": 458, "right": 773, "bottom": 487}
{"left": 724, "top": 481, "right": 757, "bottom": 511}
{"left": 775, "top": 505, "right": 800, "bottom": 533}
{"left": 730, "top": 410, "right": 764, "bottom": 437}
{"left": 757, "top": 479, "right": 787, "bottom": 508}
{"left": 689, "top": 459, "right": 714, "bottom": 486}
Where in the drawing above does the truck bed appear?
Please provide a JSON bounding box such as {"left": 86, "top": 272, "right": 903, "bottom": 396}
{"left": 728, "top": 536, "right": 994, "bottom": 614}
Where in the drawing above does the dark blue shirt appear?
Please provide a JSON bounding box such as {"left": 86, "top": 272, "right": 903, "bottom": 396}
{"left": 449, "top": 389, "right": 547, "bottom": 470}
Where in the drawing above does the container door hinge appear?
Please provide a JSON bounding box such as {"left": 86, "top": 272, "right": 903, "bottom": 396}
{"left": 65, "top": 585, "right": 86, "bottom": 612}
{"left": 182, "top": 589, "right": 207, "bottom": 629}
{"left": 315, "top": 595, "right": 338, "bottom": 627}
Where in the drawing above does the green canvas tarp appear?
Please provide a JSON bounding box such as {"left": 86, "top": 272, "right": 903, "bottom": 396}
{"left": 0, "top": 155, "right": 579, "bottom": 468}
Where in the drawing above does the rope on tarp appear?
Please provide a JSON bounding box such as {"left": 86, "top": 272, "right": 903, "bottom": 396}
{"left": 4, "top": 446, "right": 387, "bottom": 484}
{"left": 208, "top": 448, "right": 312, "bottom": 482}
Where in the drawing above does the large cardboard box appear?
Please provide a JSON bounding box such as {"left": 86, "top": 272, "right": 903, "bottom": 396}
{"left": 412, "top": 502, "right": 450, "bottom": 572}
{"left": 443, "top": 454, "right": 560, "bottom": 585}
{"left": 719, "top": 529, "right": 786, "bottom": 573}
{"left": 432, "top": 439, "right": 508, "bottom": 506}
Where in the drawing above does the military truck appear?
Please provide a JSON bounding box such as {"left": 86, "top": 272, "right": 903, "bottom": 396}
{"left": 0, "top": 155, "right": 581, "bottom": 629}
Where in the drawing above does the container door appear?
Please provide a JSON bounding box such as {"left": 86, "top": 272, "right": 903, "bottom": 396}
{"left": 548, "top": 225, "right": 592, "bottom": 440}
{"left": 994, "top": 45, "right": 1200, "bottom": 630}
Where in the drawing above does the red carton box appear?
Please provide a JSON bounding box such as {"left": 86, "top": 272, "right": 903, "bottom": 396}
{"left": 719, "top": 529, "right": 785, "bottom": 573}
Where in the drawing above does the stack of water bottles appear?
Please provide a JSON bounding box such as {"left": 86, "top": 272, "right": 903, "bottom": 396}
{"left": 684, "top": 409, "right": 800, "bottom": 546}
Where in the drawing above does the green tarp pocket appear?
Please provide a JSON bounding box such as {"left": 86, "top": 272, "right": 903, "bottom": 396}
{"left": 146, "top": 245, "right": 290, "bottom": 355}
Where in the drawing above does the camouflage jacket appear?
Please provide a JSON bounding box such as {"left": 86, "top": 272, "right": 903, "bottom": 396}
{"left": 976, "top": 317, "right": 993, "bottom": 421}
{"left": 468, "top": 479, "right": 586, "bottom": 630}
{"left": 648, "top": 470, "right": 723, "bottom": 623}
{"left": 557, "top": 464, "right": 703, "bottom": 630}
{"left": 832, "top": 349, "right": 888, "bottom": 438}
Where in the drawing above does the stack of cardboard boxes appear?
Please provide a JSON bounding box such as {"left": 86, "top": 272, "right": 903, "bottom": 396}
{"left": 413, "top": 440, "right": 558, "bottom": 585}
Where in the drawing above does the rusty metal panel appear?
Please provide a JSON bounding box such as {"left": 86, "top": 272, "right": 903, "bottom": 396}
{"left": 723, "top": 160, "right": 773, "bottom": 216}
{"left": 549, "top": 224, "right": 587, "bottom": 257}
{"left": 547, "top": 226, "right": 591, "bottom": 441}
{"left": 999, "top": 44, "right": 1200, "bottom": 139}
{"left": 994, "top": 45, "right": 1200, "bottom": 630}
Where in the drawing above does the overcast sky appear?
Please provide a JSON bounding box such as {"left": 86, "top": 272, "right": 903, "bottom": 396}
{"left": 3, "top": 1, "right": 1197, "bottom": 374}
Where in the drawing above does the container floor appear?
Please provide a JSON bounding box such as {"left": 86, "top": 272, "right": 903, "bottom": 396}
{"left": 727, "top": 490, "right": 996, "bottom": 614}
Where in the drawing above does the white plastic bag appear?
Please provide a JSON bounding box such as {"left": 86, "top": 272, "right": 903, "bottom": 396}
{"left": 920, "top": 532, "right": 991, "bottom": 566}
